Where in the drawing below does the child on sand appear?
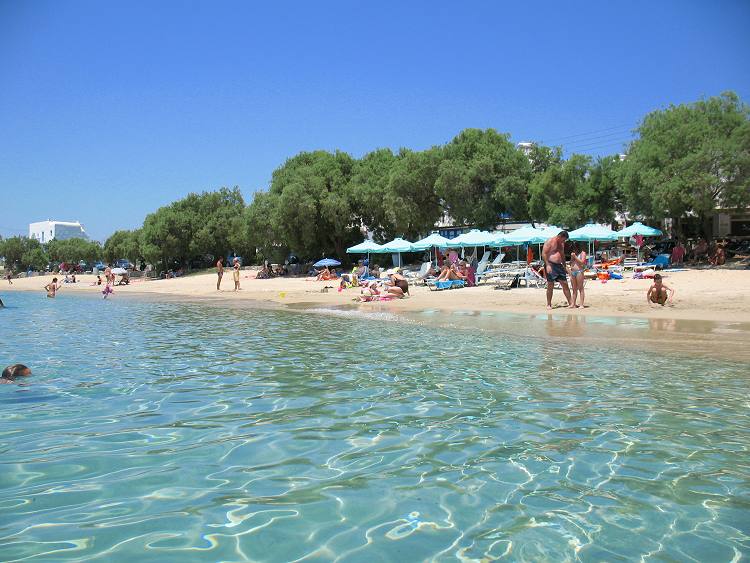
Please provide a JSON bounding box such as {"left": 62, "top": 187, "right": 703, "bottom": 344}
{"left": 646, "top": 274, "right": 674, "bottom": 306}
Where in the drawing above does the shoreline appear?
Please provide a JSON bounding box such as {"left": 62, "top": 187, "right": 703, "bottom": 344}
{"left": 4, "top": 270, "right": 750, "bottom": 362}
{"left": 3, "top": 268, "right": 749, "bottom": 324}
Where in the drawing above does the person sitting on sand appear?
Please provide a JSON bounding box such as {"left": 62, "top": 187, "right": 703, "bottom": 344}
{"left": 671, "top": 241, "right": 686, "bottom": 265}
{"left": 709, "top": 244, "right": 726, "bottom": 266}
{"left": 646, "top": 273, "right": 674, "bottom": 306}
{"left": 316, "top": 266, "right": 332, "bottom": 281}
{"left": 1, "top": 364, "right": 31, "bottom": 384}
{"left": 690, "top": 239, "right": 708, "bottom": 262}
{"left": 44, "top": 278, "right": 61, "bottom": 298}
{"left": 387, "top": 271, "right": 409, "bottom": 295}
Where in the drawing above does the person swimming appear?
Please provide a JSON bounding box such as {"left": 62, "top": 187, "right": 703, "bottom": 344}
{"left": 1, "top": 364, "right": 32, "bottom": 384}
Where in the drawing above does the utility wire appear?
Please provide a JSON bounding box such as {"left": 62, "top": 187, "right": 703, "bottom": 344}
{"left": 563, "top": 130, "right": 636, "bottom": 148}
{"left": 542, "top": 123, "right": 635, "bottom": 144}
{"left": 564, "top": 139, "right": 633, "bottom": 153}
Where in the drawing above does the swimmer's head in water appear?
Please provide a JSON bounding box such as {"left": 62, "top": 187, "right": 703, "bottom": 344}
{"left": 2, "top": 364, "right": 31, "bottom": 380}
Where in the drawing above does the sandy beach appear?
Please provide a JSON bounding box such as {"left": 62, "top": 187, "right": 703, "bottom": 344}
{"left": 4, "top": 268, "right": 749, "bottom": 323}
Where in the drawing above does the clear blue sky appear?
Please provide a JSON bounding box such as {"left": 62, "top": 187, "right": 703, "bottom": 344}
{"left": 1, "top": 0, "right": 749, "bottom": 241}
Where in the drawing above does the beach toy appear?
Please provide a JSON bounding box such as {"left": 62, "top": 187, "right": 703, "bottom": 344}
{"left": 609, "top": 272, "right": 623, "bottom": 280}
{"left": 279, "top": 292, "right": 286, "bottom": 298}
{"left": 597, "top": 271, "right": 610, "bottom": 281}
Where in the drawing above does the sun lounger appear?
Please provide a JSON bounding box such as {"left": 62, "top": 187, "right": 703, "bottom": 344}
{"left": 427, "top": 279, "right": 466, "bottom": 291}
{"left": 493, "top": 274, "right": 520, "bottom": 290}
{"left": 406, "top": 262, "right": 432, "bottom": 283}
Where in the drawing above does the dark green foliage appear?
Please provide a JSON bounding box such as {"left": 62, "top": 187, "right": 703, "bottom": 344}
{"left": 87, "top": 92, "right": 749, "bottom": 265}
{"left": 436, "top": 129, "right": 532, "bottom": 229}
{"left": 529, "top": 154, "right": 622, "bottom": 227}
{"left": 0, "top": 236, "right": 47, "bottom": 271}
{"left": 139, "top": 187, "right": 247, "bottom": 269}
{"left": 103, "top": 230, "right": 141, "bottom": 264}
{"left": 621, "top": 92, "right": 750, "bottom": 238}
{"left": 47, "top": 237, "right": 102, "bottom": 265}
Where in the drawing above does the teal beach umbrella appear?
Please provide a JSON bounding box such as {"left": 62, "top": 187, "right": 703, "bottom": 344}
{"left": 380, "top": 237, "right": 413, "bottom": 267}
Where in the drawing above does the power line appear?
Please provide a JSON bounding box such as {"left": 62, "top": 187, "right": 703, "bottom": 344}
{"left": 541, "top": 123, "right": 635, "bottom": 144}
{"left": 563, "top": 130, "right": 636, "bottom": 148}
{"left": 564, "top": 139, "right": 633, "bottom": 153}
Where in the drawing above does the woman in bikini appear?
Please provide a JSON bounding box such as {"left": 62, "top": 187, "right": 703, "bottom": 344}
{"left": 569, "top": 244, "right": 587, "bottom": 308}
{"left": 44, "top": 278, "right": 61, "bottom": 298}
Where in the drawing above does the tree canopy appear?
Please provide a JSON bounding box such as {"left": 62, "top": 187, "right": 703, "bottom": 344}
{"left": 621, "top": 92, "right": 750, "bottom": 237}
{"left": 8, "top": 91, "right": 739, "bottom": 269}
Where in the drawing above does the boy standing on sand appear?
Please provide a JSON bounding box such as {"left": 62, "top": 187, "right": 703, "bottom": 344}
{"left": 216, "top": 258, "right": 224, "bottom": 290}
{"left": 647, "top": 274, "right": 674, "bottom": 306}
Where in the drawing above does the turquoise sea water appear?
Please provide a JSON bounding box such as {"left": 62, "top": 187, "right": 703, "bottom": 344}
{"left": 1, "top": 292, "right": 748, "bottom": 561}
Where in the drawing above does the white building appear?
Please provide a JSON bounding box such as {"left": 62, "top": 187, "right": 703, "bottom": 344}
{"left": 516, "top": 141, "right": 535, "bottom": 156}
{"left": 29, "top": 220, "right": 89, "bottom": 243}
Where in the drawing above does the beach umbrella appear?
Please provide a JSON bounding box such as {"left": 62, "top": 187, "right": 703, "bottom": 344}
{"left": 498, "top": 225, "right": 548, "bottom": 261}
{"left": 380, "top": 237, "right": 413, "bottom": 267}
{"left": 616, "top": 222, "right": 662, "bottom": 263}
{"left": 504, "top": 225, "right": 548, "bottom": 244}
{"left": 410, "top": 232, "right": 451, "bottom": 251}
{"left": 569, "top": 224, "right": 619, "bottom": 263}
{"left": 616, "top": 222, "right": 662, "bottom": 238}
{"left": 411, "top": 233, "right": 451, "bottom": 267}
{"left": 446, "top": 229, "right": 496, "bottom": 248}
{"left": 346, "top": 239, "right": 384, "bottom": 268}
{"left": 538, "top": 225, "right": 563, "bottom": 239}
{"left": 313, "top": 258, "right": 341, "bottom": 268}
{"left": 568, "top": 223, "right": 618, "bottom": 241}
{"left": 346, "top": 239, "right": 384, "bottom": 253}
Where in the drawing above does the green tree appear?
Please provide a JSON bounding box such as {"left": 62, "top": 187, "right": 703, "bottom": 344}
{"left": 435, "top": 129, "right": 532, "bottom": 229}
{"left": 529, "top": 154, "right": 622, "bottom": 227}
{"left": 244, "top": 191, "right": 286, "bottom": 263}
{"left": 0, "top": 236, "right": 48, "bottom": 271}
{"left": 267, "top": 150, "right": 360, "bottom": 258}
{"left": 47, "top": 238, "right": 102, "bottom": 265}
{"left": 383, "top": 147, "right": 443, "bottom": 240}
{"left": 139, "top": 187, "right": 246, "bottom": 269}
{"left": 104, "top": 230, "right": 141, "bottom": 264}
{"left": 621, "top": 91, "right": 750, "bottom": 239}
{"left": 349, "top": 148, "right": 399, "bottom": 240}
{"left": 527, "top": 144, "right": 563, "bottom": 176}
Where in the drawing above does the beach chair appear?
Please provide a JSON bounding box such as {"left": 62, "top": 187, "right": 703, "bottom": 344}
{"left": 427, "top": 279, "right": 465, "bottom": 291}
{"left": 622, "top": 257, "right": 639, "bottom": 271}
{"left": 406, "top": 262, "right": 432, "bottom": 282}
{"left": 518, "top": 267, "right": 547, "bottom": 289}
{"left": 644, "top": 254, "right": 671, "bottom": 269}
{"left": 493, "top": 273, "right": 520, "bottom": 290}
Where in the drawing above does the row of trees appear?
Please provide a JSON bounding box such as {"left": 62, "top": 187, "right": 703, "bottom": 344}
{"left": 0, "top": 236, "right": 103, "bottom": 272}
{"left": 2, "top": 92, "right": 747, "bottom": 271}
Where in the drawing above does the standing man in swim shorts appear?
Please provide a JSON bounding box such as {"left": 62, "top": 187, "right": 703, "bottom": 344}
{"left": 542, "top": 230, "right": 573, "bottom": 309}
{"left": 216, "top": 258, "right": 224, "bottom": 291}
